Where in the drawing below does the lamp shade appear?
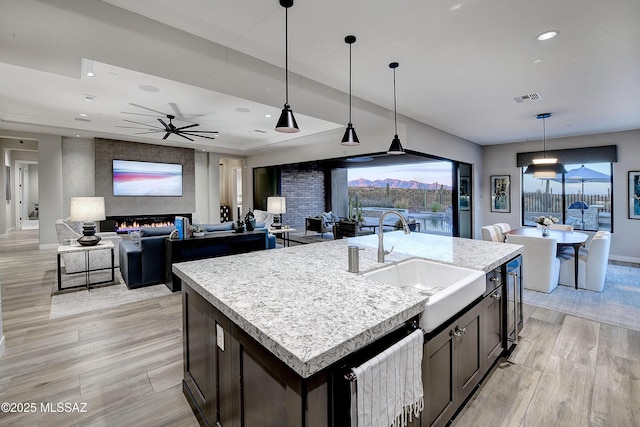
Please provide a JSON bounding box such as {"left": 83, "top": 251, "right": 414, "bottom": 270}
{"left": 267, "top": 196, "right": 286, "bottom": 214}
{"left": 275, "top": 104, "right": 299, "bottom": 133}
{"left": 387, "top": 135, "right": 405, "bottom": 155}
{"left": 69, "top": 197, "right": 106, "bottom": 222}
{"left": 341, "top": 123, "right": 360, "bottom": 146}
{"left": 524, "top": 162, "right": 567, "bottom": 178}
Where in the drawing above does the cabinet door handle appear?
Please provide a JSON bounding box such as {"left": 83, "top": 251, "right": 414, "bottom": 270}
{"left": 489, "top": 276, "right": 500, "bottom": 282}
{"left": 451, "top": 326, "right": 466, "bottom": 337}
{"left": 490, "top": 292, "right": 501, "bottom": 300}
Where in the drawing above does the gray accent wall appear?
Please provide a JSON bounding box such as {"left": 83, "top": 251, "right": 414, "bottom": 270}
{"left": 95, "top": 138, "right": 195, "bottom": 216}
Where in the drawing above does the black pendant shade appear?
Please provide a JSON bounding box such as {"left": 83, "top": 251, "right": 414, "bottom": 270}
{"left": 387, "top": 62, "right": 405, "bottom": 155}
{"left": 523, "top": 162, "right": 567, "bottom": 175}
{"left": 525, "top": 113, "right": 566, "bottom": 178}
{"left": 275, "top": 104, "right": 299, "bottom": 133}
{"left": 341, "top": 35, "right": 360, "bottom": 146}
{"left": 387, "top": 134, "right": 404, "bottom": 155}
{"left": 341, "top": 123, "right": 360, "bottom": 145}
{"left": 275, "top": 0, "right": 299, "bottom": 133}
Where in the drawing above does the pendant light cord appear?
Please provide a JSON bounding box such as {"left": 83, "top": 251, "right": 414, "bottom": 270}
{"left": 393, "top": 67, "right": 398, "bottom": 135}
{"left": 542, "top": 116, "right": 547, "bottom": 158}
{"left": 284, "top": 6, "right": 289, "bottom": 106}
{"left": 348, "top": 41, "right": 352, "bottom": 123}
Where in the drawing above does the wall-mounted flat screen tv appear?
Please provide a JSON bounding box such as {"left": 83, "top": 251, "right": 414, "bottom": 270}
{"left": 113, "top": 160, "right": 183, "bottom": 196}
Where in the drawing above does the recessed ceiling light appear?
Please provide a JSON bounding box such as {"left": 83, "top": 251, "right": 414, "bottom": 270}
{"left": 533, "top": 59, "right": 543, "bottom": 64}
{"left": 85, "top": 72, "right": 95, "bottom": 77}
{"left": 537, "top": 30, "right": 558, "bottom": 41}
{"left": 76, "top": 134, "right": 80, "bottom": 138}
{"left": 78, "top": 113, "right": 88, "bottom": 117}
{"left": 264, "top": 114, "right": 272, "bottom": 118}
{"left": 449, "top": 4, "right": 462, "bottom": 11}
{"left": 139, "top": 84, "right": 159, "bottom": 92}
{"left": 235, "top": 107, "right": 250, "bottom": 113}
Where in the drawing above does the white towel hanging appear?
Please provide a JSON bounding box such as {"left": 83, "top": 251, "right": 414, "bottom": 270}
{"left": 350, "top": 329, "right": 424, "bottom": 427}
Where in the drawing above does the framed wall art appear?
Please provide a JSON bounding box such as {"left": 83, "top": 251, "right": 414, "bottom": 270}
{"left": 459, "top": 177, "right": 470, "bottom": 210}
{"left": 629, "top": 171, "right": 640, "bottom": 219}
{"left": 491, "top": 175, "right": 510, "bottom": 213}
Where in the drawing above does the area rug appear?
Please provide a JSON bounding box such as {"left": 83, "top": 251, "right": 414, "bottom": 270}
{"left": 50, "top": 269, "right": 172, "bottom": 319}
{"left": 522, "top": 263, "right": 640, "bottom": 331}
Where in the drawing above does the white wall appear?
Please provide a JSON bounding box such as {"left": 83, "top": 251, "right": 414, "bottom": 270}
{"left": 483, "top": 129, "right": 640, "bottom": 262}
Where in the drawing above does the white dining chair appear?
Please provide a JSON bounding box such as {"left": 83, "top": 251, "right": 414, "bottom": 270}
{"left": 493, "top": 223, "right": 511, "bottom": 241}
{"left": 549, "top": 224, "right": 574, "bottom": 231}
{"left": 506, "top": 234, "right": 560, "bottom": 293}
{"left": 558, "top": 231, "right": 611, "bottom": 291}
{"left": 481, "top": 225, "right": 502, "bottom": 242}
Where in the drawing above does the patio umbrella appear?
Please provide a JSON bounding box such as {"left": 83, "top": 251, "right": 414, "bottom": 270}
{"left": 554, "top": 165, "right": 610, "bottom": 226}
{"left": 563, "top": 164, "right": 611, "bottom": 195}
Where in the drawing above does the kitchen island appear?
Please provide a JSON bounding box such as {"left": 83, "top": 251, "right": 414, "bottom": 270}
{"left": 174, "top": 231, "right": 522, "bottom": 426}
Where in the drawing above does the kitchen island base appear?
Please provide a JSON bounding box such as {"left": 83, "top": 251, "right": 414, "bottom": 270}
{"left": 182, "top": 282, "right": 424, "bottom": 427}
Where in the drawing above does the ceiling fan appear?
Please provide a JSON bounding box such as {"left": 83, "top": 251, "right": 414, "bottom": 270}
{"left": 117, "top": 103, "right": 218, "bottom": 141}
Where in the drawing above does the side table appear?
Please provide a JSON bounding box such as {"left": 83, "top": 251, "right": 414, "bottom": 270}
{"left": 269, "top": 228, "right": 297, "bottom": 247}
{"left": 57, "top": 241, "right": 115, "bottom": 292}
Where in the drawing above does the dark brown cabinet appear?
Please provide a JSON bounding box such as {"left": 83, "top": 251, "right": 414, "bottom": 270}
{"left": 182, "top": 258, "right": 520, "bottom": 427}
{"left": 481, "top": 268, "right": 504, "bottom": 372}
{"left": 182, "top": 283, "right": 329, "bottom": 427}
{"left": 422, "top": 302, "right": 482, "bottom": 427}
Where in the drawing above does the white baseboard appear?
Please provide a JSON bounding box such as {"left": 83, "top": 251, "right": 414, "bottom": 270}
{"left": 609, "top": 254, "right": 640, "bottom": 265}
{"left": 0, "top": 335, "right": 5, "bottom": 357}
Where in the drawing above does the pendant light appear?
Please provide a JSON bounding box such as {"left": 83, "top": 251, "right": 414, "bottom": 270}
{"left": 275, "top": 0, "right": 299, "bottom": 133}
{"left": 524, "top": 113, "right": 566, "bottom": 178}
{"left": 341, "top": 35, "right": 359, "bottom": 146}
{"left": 387, "top": 62, "right": 405, "bottom": 155}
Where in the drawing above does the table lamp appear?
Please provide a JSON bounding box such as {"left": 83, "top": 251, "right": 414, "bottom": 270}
{"left": 69, "top": 197, "right": 106, "bottom": 246}
{"left": 267, "top": 196, "right": 286, "bottom": 229}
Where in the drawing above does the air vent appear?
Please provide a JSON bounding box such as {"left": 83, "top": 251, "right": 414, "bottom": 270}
{"left": 513, "top": 92, "right": 542, "bottom": 103}
{"left": 253, "top": 129, "right": 267, "bottom": 133}
{"left": 75, "top": 117, "right": 91, "bottom": 122}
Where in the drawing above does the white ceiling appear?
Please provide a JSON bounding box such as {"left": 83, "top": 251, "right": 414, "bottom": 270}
{"left": 1, "top": 0, "right": 639, "bottom": 154}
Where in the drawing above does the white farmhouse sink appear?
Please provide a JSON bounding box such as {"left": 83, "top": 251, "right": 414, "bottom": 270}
{"left": 363, "top": 258, "right": 485, "bottom": 332}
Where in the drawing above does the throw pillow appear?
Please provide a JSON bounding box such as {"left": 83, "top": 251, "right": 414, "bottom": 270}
{"left": 253, "top": 209, "right": 268, "bottom": 223}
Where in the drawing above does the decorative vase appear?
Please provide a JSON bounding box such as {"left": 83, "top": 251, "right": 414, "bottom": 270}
{"left": 542, "top": 225, "right": 550, "bottom": 236}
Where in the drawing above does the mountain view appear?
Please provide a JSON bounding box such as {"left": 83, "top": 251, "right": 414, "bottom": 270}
{"left": 348, "top": 178, "right": 452, "bottom": 190}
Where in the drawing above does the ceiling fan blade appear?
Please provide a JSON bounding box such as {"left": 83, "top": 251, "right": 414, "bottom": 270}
{"left": 123, "top": 119, "right": 164, "bottom": 129}
{"left": 134, "top": 130, "right": 164, "bottom": 135}
{"left": 163, "top": 132, "right": 171, "bottom": 140}
{"left": 174, "top": 132, "right": 194, "bottom": 142}
{"left": 181, "top": 132, "right": 217, "bottom": 140}
{"left": 129, "top": 103, "right": 169, "bottom": 116}
{"left": 183, "top": 130, "right": 219, "bottom": 134}
{"left": 169, "top": 102, "right": 205, "bottom": 119}
{"left": 176, "top": 123, "right": 199, "bottom": 131}
{"left": 157, "top": 118, "right": 170, "bottom": 130}
{"left": 121, "top": 111, "right": 163, "bottom": 118}
{"left": 116, "top": 125, "right": 158, "bottom": 130}
{"left": 169, "top": 102, "right": 184, "bottom": 118}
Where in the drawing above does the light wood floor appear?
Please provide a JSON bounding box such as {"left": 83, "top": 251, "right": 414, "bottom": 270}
{"left": 0, "top": 230, "right": 198, "bottom": 426}
{"left": 1, "top": 230, "right": 638, "bottom": 426}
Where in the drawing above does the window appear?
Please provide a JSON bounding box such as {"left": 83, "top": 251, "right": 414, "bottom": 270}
{"left": 522, "top": 163, "right": 612, "bottom": 231}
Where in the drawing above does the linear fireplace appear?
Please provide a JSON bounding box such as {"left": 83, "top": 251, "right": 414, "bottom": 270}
{"left": 102, "top": 214, "right": 192, "bottom": 234}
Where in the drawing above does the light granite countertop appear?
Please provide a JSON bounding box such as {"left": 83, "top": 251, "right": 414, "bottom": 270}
{"left": 173, "top": 231, "right": 522, "bottom": 378}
